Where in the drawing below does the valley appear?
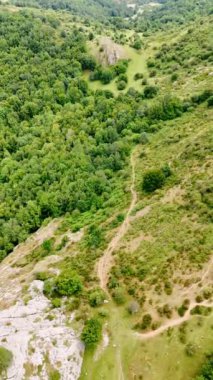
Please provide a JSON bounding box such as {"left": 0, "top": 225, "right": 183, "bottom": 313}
{"left": 0, "top": 0, "right": 212, "bottom": 379}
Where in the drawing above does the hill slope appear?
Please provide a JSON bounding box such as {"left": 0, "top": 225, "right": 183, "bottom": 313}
{"left": 0, "top": 3, "right": 212, "bottom": 380}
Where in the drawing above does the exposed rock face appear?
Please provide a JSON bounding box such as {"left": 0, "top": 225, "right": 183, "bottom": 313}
{"left": 99, "top": 37, "right": 126, "bottom": 65}
{"left": 0, "top": 281, "right": 84, "bottom": 380}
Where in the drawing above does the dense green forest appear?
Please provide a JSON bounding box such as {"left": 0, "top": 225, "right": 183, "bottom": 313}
{"left": 0, "top": 9, "right": 212, "bottom": 261}
{"left": 11, "top": 0, "right": 131, "bottom": 19}
{"left": 132, "top": 0, "right": 213, "bottom": 32}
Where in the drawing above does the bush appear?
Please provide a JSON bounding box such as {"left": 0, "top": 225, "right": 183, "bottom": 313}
{"left": 134, "top": 73, "right": 144, "bottom": 81}
{"left": 89, "top": 288, "right": 105, "bottom": 307}
{"left": 114, "top": 60, "right": 128, "bottom": 75}
{"left": 128, "top": 301, "right": 140, "bottom": 314}
{"left": 171, "top": 73, "right": 178, "bottom": 82}
{"left": 51, "top": 298, "right": 61, "bottom": 308}
{"left": 55, "top": 270, "right": 83, "bottom": 296}
{"left": 81, "top": 318, "right": 102, "bottom": 347}
{"left": 185, "top": 343, "right": 197, "bottom": 357}
{"left": 191, "top": 90, "right": 213, "bottom": 105}
{"left": 141, "top": 314, "right": 152, "bottom": 330}
{"left": 147, "top": 59, "right": 155, "bottom": 68}
{"left": 177, "top": 304, "right": 188, "bottom": 317}
{"left": 144, "top": 85, "right": 158, "bottom": 99}
{"left": 132, "top": 39, "right": 142, "bottom": 50}
{"left": 43, "top": 278, "right": 56, "bottom": 298}
{"left": 35, "top": 271, "right": 50, "bottom": 281}
{"left": 0, "top": 346, "right": 13, "bottom": 376}
{"left": 161, "top": 164, "right": 172, "bottom": 178}
{"left": 49, "top": 369, "right": 61, "bottom": 380}
{"left": 42, "top": 239, "right": 53, "bottom": 252}
{"left": 194, "top": 352, "right": 213, "bottom": 380}
{"left": 207, "top": 96, "right": 213, "bottom": 107}
{"left": 118, "top": 74, "right": 128, "bottom": 83}
{"left": 117, "top": 81, "right": 127, "bottom": 91}
{"left": 113, "top": 287, "right": 126, "bottom": 305}
{"left": 101, "top": 69, "right": 114, "bottom": 85}
{"left": 142, "top": 169, "right": 166, "bottom": 193}
{"left": 149, "top": 70, "right": 157, "bottom": 78}
{"left": 139, "top": 132, "right": 149, "bottom": 145}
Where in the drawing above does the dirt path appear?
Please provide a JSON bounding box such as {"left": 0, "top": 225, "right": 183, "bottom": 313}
{"left": 97, "top": 151, "right": 138, "bottom": 292}
{"left": 136, "top": 301, "right": 213, "bottom": 340}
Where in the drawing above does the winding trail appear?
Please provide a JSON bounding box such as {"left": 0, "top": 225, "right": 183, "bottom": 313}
{"left": 136, "top": 301, "right": 213, "bottom": 340}
{"left": 97, "top": 150, "right": 138, "bottom": 292}
{"left": 96, "top": 150, "right": 139, "bottom": 380}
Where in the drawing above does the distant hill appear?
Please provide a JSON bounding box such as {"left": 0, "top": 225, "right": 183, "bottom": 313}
{"left": 12, "top": 0, "right": 131, "bottom": 19}
{"left": 132, "top": 0, "right": 213, "bottom": 31}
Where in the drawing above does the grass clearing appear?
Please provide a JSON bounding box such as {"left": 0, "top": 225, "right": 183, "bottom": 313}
{"left": 80, "top": 299, "right": 213, "bottom": 380}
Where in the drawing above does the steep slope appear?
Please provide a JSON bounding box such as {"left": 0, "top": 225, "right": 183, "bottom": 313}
{"left": 0, "top": 3, "right": 212, "bottom": 380}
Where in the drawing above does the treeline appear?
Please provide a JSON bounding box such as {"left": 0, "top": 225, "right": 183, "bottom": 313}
{"left": 11, "top": 0, "right": 131, "bottom": 20}
{"left": 132, "top": 0, "right": 213, "bottom": 32}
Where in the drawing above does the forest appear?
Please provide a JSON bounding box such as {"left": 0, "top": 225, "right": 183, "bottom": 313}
{"left": 11, "top": 0, "right": 131, "bottom": 19}
{"left": 131, "top": 0, "right": 213, "bottom": 32}
{"left": 1, "top": 10, "right": 206, "bottom": 261}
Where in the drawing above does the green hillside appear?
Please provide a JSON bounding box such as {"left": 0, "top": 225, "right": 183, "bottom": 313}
{"left": 0, "top": 1, "right": 212, "bottom": 379}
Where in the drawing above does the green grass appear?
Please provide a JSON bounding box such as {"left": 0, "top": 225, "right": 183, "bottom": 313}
{"left": 80, "top": 299, "right": 213, "bottom": 380}
{"left": 83, "top": 43, "right": 151, "bottom": 95}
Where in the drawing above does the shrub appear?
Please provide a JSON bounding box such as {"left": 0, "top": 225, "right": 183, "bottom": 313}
{"left": 177, "top": 304, "right": 188, "bottom": 317}
{"left": 191, "top": 89, "right": 213, "bottom": 104}
{"left": 194, "top": 352, "right": 213, "bottom": 380}
{"left": 43, "top": 278, "right": 56, "bottom": 298}
{"left": 86, "top": 225, "right": 104, "bottom": 248}
{"left": 81, "top": 318, "right": 102, "bottom": 347}
{"left": 142, "top": 169, "right": 165, "bottom": 193}
{"left": 147, "top": 59, "right": 155, "bottom": 68}
{"left": 55, "top": 270, "right": 83, "bottom": 296}
{"left": 203, "top": 288, "right": 212, "bottom": 300}
{"left": 128, "top": 301, "right": 140, "bottom": 314}
{"left": 139, "top": 132, "right": 149, "bottom": 145}
{"left": 162, "top": 164, "right": 172, "bottom": 178}
{"left": 164, "top": 281, "right": 173, "bottom": 295}
{"left": 117, "top": 81, "right": 127, "bottom": 91}
{"left": 101, "top": 69, "right": 114, "bottom": 84}
{"left": 49, "top": 369, "right": 61, "bottom": 380}
{"left": 144, "top": 85, "right": 158, "bottom": 99}
{"left": 195, "top": 295, "right": 203, "bottom": 303}
{"left": 88, "top": 32, "right": 94, "bottom": 41}
{"left": 171, "top": 73, "right": 178, "bottom": 82}
{"left": 114, "top": 60, "right": 128, "bottom": 75}
{"left": 108, "top": 276, "right": 119, "bottom": 289}
{"left": 191, "top": 305, "right": 211, "bottom": 316}
{"left": 134, "top": 73, "right": 144, "bottom": 81}
{"left": 162, "top": 304, "right": 172, "bottom": 318}
{"left": 141, "top": 314, "right": 152, "bottom": 330}
{"left": 35, "top": 271, "right": 51, "bottom": 281}
{"left": 118, "top": 74, "right": 128, "bottom": 83}
{"left": 42, "top": 239, "right": 53, "bottom": 252}
{"left": 133, "top": 39, "right": 142, "bottom": 50}
{"left": 51, "top": 298, "right": 61, "bottom": 308}
{"left": 149, "top": 70, "right": 157, "bottom": 78}
{"left": 207, "top": 96, "right": 213, "bottom": 107}
{"left": 89, "top": 289, "right": 105, "bottom": 307}
{"left": 66, "top": 298, "right": 80, "bottom": 312}
{"left": 0, "top": 346, "right": 13, "bottom": 376}
{"left": 113, "top": 287, "right": 126, "bottom": 305}
{"left": 185, "top": 343, "right": 197, "bottom": 357}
